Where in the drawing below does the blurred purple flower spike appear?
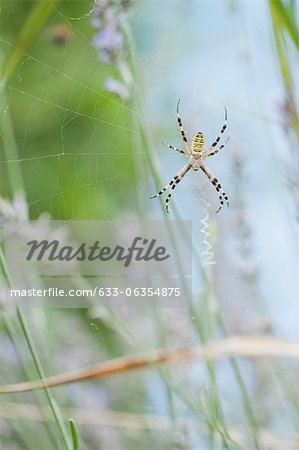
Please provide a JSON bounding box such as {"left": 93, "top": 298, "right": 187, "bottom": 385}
{"left": 92, "top": 0, "right": 131, "bottom": 100}
{"left": 93, "top": 27, "right": 124, "bottom": 62}
{"left": 104, "top": 76, "right": 129, "bottom": 100}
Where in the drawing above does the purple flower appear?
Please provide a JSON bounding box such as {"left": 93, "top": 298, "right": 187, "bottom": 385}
{"left": 93, "top": 27, "right": 124, "bottom": 62}
{"left": 92, "top": 0, "right": 127, "bottom": 64}
{"left": 104, "top": 76, "right": 129, "bottom": 100}
{"left": 92, "top": 0, "right": 131, "bottom": 100}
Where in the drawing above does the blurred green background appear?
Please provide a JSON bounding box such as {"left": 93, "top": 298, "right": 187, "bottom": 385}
{"left": 1, "top": 1, "right": 299, "bottom": 449}
{"left": 1, "top": 0, "right": 135, "bottom": 219}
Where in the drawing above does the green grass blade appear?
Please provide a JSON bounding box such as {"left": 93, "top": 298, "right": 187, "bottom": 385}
{"left": 16, "top": 307, "right": 71, "bottom": 450}
{"left": 0, "top": 94, "right": 25, "bottom": 194}
{"left": 269, "top": 0, "right": 299, "bottom": 51}
{"left": 0, "top": 0, "right": 60, "bottom": 85}
{"left": 69, "top": 419, "right": 79, "bottom": 450}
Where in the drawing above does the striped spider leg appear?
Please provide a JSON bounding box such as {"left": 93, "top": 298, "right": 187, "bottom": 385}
{"left": 177, "top": 99, "right": 191, "bottom": 154}
{"left": 205, "top": 106, "right": 228, "bottom": 154}
{"left": 151, "top": 102, "right": 230, "bottom": 213}
{"left": 150, "top": 163, "right": 192, "bottom": 214}
{"left": 200, "top": 164, "right": 229, "bottom": 213}
{"left": 200, "top": 106, "right": 230, "bottom": 212}
{"left": 203, "top": 136, "right": 230, "bottom": 159}
{"left": 161, "top": 142, "right": 188, "bottom": 158}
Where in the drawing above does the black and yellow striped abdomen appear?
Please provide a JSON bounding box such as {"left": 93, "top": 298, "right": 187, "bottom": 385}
{"left": 191, "top": 132, "right": 205, "bottom": 153}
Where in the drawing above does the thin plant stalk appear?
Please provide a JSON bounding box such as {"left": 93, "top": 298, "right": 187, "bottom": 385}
{"left": 0, "top": 0, "right": 60, "bottom": 86}
{"left": 16, "top": 307, "right": 72, "bottom": 450}
{"left": 69, "top": 419, "right": 79, "bottom": 450}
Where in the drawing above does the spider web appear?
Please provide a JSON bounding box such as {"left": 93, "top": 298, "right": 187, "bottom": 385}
{"left": 0, "top": 0, "right": 287, "bottom": 224}
{"left": 1, "top": 0, "right": 298, "bottom": 281}
{"left": 0, "top": 1, "right": 166, "bottom": 221}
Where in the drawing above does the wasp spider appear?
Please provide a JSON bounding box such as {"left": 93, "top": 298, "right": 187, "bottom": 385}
{"left": 151, "top": 100, "right": 230, "bottom": 214}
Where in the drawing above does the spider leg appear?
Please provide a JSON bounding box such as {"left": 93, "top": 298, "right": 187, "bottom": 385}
{"left": 150, "top": 182, "right": 170, "bottom": 199}
{"left": 150, "top": 163, "right": 191, "bottom": 213}
{"left": 177, "top": 100, "right": 191, "bottom": 154}
{"left": 204, "top": 136, "right": 230, "bottom": 159}
{"left": 161, "top": 142, "right": 188, "bottom": 158}
{"left": 150, "top": 174, "right": 181, "bottom": 199}
{"left": 164, "top": 163, "right": 192, "bottom": 214}
{"left": 200, "top": 163, "right": 229, "bottom": 213}
{"left": 206, "top": 106, "right": 227, "bottom": 153}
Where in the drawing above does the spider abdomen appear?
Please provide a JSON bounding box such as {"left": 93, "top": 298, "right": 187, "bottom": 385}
{"left": 191, "top": 132, "right": 205, "bottom": 153}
